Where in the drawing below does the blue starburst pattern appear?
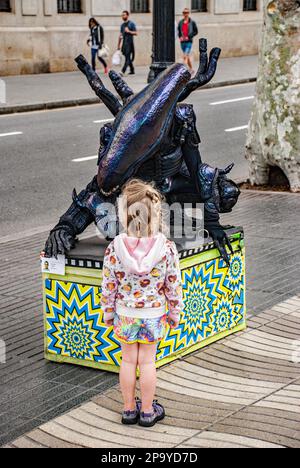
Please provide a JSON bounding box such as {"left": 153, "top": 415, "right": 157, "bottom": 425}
{"left": 224, "top": 252, "right": 245, "bottom": 296}
{"left": 157, "top": 253, "right": 245, "bottom": 361}
{"left": 45, "top": 280, "right": 121, "bottom": 366}
{"left": 211, "top": 298, "right": 243, "bottom": 334}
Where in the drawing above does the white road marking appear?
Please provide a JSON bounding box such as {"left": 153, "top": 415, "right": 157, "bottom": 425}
{"left": 0, "top": 131, "right": 23, "bottom": 138}
{"left": 72, "top": 155, "right": 98, "bottom": 163}
{"left": 225, "top": 125, "right": 248, "bottom": 133}
{"left": 93, "top": 118, "right": 114, "bottom": 124}
{"left": 210, "top": 96, "right": 254, "bottom": 106}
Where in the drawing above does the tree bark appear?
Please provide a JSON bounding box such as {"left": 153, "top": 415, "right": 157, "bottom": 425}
{"left": 245, "top": 0, "right": 300, "bottom": 192}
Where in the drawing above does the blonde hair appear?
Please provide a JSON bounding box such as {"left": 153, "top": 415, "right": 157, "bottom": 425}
{"left": 118, "top": 179, "right": 165, "bottom": 238}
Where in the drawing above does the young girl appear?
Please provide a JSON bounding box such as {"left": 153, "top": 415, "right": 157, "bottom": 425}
{"left": 87, "top": 17, "right": 108, "bottom": 74}
{"left": 101, "top": 179, "right": 183, "bottom": 427}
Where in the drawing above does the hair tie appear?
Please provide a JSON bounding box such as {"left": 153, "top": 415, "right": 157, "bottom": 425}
{"left": 146, "top": 190, "right": 159, "bottom": 204}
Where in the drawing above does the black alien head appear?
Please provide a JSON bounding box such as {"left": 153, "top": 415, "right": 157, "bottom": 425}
{"left": 96, "top": 64, "right": 191, "bottom": 194}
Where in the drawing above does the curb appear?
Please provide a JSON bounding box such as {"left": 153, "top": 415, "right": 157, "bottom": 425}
{"left": 0, "top": 97, "right": 99, "bottom": 115}
{"left": 202, "top": 77, "right": 256, "bottom": 90}
{"left": 0, "top": 77, "right": 257, "bottom": 116}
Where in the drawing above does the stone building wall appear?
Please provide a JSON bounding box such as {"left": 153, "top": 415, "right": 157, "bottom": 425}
{"left": 0, "top": 0, "right": 263, "bottom": 75}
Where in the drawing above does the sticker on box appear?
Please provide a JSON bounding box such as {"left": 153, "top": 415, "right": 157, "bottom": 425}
{"left": 40, "top": 253, "right": 66, "bottom": 276}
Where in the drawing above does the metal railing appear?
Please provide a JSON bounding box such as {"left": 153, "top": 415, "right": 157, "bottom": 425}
{"left": 131, "top": 0, "right": 149, "bottom": 13}
{"left": 57, "top": 0, "right": 82, "bottom": 14}
{"left": 0, "top": 0, "right": 11, "bottom": 12}
{"left": 243, "top": 0, "right": 257, "bottom": 11}
{"left": 191, "top": 0, "right": 207, "bottom": 12}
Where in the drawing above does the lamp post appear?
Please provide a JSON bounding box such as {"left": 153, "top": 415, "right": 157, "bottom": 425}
{"left": 148, "top": 0, "right": 176, "bottom": 83}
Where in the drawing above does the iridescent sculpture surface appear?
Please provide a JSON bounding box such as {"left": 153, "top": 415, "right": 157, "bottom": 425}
{"left": 44, "top": 39, "right": 240, "bottom": 264}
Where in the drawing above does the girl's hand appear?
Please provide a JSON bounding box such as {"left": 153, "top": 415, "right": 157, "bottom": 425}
{"left": 105, "top": 319, "right": 114, "bottom": 327}
{"left": 167, "top": 317, "right": 179, "bottom": 329}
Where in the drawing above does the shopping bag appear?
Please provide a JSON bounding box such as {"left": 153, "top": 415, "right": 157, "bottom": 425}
{"left": 112, "top": 50, "right": 122, "bottom": 66}
{"left": 98, "top": 44, "right": 110, "bottom": 59}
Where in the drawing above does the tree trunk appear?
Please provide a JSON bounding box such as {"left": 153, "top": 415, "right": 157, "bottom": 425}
{"left": 245, "top": 0, "right": 300, "bottom": 192}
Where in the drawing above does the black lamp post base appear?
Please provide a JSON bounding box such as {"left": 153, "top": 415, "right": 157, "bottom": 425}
{"left": 148, "top": 61, "right": 175, "bottom": 83}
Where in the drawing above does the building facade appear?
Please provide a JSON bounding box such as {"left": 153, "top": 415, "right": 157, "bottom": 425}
{"left": 0, "top": 0, "right": 263, "bottom": 75}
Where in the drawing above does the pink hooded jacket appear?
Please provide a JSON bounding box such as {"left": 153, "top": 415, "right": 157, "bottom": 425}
{"left": 101, "top": 232, "right": 183, "bottom": 323}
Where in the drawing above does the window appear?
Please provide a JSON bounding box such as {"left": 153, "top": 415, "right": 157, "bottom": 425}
{"left": 191, "top": 0, "right": 207, "bottom": 12}
{"left": 130, "top": 0, "right": 149, "bottom": 13}
{"left": 243, "top": 0, "right": 257, "bottom": 11}
{"left": 57, "top": 0, "right": 82, "bottom": 13}
{"left": 0, "top": 0, "right": 11, "bottom": 12}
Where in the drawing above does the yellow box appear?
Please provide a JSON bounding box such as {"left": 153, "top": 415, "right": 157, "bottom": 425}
{"left": 44, "top": 228, "right": 246, "bottom": 372}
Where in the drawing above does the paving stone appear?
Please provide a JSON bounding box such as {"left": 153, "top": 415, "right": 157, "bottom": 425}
{"left": 0, "top": 418, "right": 45, "bottom": 447}
{"left": 23, "top": 428, "right": 83, "bottom": 448}
{"left": 94, "top": 386, "right": 236, "bottom": 418}
{"left": 183, "top": 431, "right": 285, "bottom": 449}
{"left": 156, "top": 374, "right": 254, "bottom": 406}
{"left": 208, "top": 421, "right": 299, "bottom": 448}
{"left": 186, "top": 350, "right": 297, "bottom": 382}
{"left": 12, "top": 436, "right": 46, "bottom": 449}
{"left": 223, "top": 328, "right": 298, "bottom": 362}
{"left": 75, "top": 402, "right": 198, "bottom": 440}
{"left": 168, "top": 360, "right": 282, "bottom": 390}
{"left": 38, "top": 421, "right": 126, "bottom": 448}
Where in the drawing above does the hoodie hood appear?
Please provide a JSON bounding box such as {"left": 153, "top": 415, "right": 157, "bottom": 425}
{"left": 114, "top": 233, "right": 167, "bottom": 275}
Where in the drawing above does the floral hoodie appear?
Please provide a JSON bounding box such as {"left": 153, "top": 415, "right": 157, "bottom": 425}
{"left": 101, "top": 232, "right": 183, "bottom": 323}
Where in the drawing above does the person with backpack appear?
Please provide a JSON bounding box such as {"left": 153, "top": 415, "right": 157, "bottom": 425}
{"left": 87, "top": 17, "right": 108, "bottom": 74}
{"left": 178, "top": 7, "right": 198, "bottom": 73}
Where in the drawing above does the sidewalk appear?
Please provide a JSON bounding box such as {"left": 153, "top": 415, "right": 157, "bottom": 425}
{"left": 5, "top": 295, "right": 300, "bottom": 448}
{"left": 0, "top": 189, "right": 300, "bottom": 446}
{"left": 0, "top": 55, "right": 258, "bottom": 115}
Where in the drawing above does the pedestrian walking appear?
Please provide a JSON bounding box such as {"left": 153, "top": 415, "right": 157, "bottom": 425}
{"left": 101, "top": 179, "right": 183, "bottom": 427}
{"left": 118, "top": 10, "right": 137, "bottom": 76}
{"left": 87, "top": 17, "right": 108, "bottom": 74}
{"left": 178, "top": 7, "right": 198, "bottom": 73}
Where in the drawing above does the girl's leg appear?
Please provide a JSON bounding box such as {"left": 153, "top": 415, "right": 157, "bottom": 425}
{"left": 120, "top": 342, "right": 139, "bottom": 411}
{"left": 98, "top": 55, "right": 108, "bottom": 71}
{"left": 138, "top": 343, "right": 157, "bottom": 413}
{"left": 91, "top": 48, "right": 97, "bottom": 71}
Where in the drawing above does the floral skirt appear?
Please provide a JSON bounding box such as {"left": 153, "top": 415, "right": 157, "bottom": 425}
{"left": 113, "top": 313, "right": 168, "bottom": 345}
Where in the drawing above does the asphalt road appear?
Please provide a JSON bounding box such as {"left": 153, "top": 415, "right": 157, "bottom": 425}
{"left": 0, "top": 82, "right": 255, "bottom": 238}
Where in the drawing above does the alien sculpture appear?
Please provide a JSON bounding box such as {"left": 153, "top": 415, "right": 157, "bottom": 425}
{"left": 44, "top": 39, "right": 240, "bottom": 265}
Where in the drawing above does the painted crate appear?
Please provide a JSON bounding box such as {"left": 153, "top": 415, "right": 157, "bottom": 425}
{"left": 43, "top": 228, "right": 246, "bottom": 372}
